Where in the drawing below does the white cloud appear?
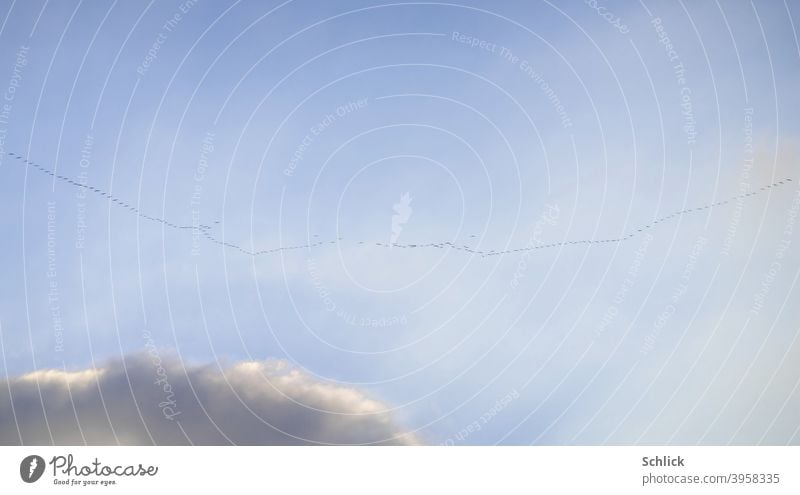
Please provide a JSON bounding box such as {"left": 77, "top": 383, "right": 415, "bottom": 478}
{"left": 0, "top": 354, "right": 420, "bottom": 445}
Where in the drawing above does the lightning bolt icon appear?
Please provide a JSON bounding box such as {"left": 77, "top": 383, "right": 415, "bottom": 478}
{"left": 28, "top": 457, "right": 37, "bottom": 478}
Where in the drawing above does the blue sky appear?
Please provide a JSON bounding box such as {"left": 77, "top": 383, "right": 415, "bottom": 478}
{"left": 0, "top": 0, "right": 799, "bottom": 445}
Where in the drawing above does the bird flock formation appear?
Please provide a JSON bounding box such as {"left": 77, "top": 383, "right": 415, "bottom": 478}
{"left": 7, "top": 151, "right": 793, "bottom": 258}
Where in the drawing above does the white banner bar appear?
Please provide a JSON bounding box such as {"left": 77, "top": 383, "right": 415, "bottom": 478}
{"left": 1, "top": 446, "right": 797, "bottom": 493}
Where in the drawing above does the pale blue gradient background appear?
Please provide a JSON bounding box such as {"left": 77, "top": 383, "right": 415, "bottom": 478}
{"left": 0, "top": 0, "right": 798, "bottom": 444}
